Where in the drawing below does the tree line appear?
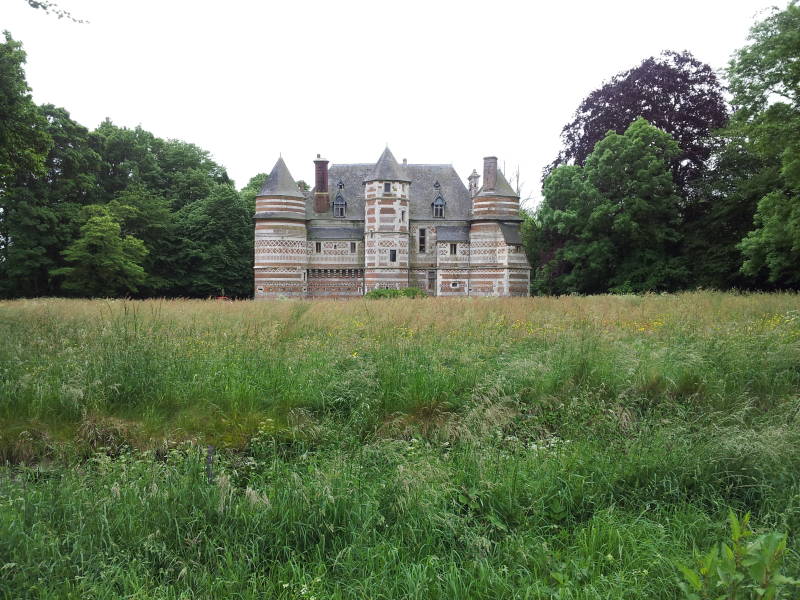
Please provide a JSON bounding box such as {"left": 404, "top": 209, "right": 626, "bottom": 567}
{"left": 0, "top": 31, "right": 267, "bottom": 298}
{"left": 525, "top": 1, "right": 800, "bottom": 294}
{"left": 2, "top": 1, "right": 798, "bottom": 298}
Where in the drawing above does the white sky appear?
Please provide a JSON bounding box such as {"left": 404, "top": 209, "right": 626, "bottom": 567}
{"left": 4, "top": 0, "right": 777, "bottom": 208}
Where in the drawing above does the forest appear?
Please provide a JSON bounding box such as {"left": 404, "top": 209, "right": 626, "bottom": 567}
{"left": 1, "top": 2, "right": 798, "bottom": 297}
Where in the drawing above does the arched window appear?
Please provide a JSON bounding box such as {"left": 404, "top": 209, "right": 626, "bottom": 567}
{"left": 432, "top": 195, "right": 445, "bottom": 218}
{"left": 431, "top": 181, "right": 445, "bottom": 218}
{"left": 333, "top": 193, "right": 346, "bottom": 218}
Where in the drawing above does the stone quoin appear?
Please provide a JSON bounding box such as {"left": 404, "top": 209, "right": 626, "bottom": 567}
{"left": 254, "top": 148, "right": 531, "bottom": 298}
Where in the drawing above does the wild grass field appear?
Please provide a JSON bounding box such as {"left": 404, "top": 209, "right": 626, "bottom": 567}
{"left": 1, "top": 293, "right": 799, "bottom": 599}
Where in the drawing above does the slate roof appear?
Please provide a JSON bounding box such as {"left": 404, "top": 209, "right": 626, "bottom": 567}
{"left": 307, "top": 226, "right": 364, "bottom": 240}
{"left": 477, "top": 169, "right": 518, "bottom": 198}
{"left": 436, "top": 225, "right": 470, "bottom": 242}
{"left": 499, "top": 222, "right": 523, "bottom": 245}
{"left": 259, "top": 157, "right": 305, "bottom": 198}
{"left": 308, "top": 161, "right": 472, "bottom": 221}
{"left": 365, "top": 147, "right": 411, "bottom": 183}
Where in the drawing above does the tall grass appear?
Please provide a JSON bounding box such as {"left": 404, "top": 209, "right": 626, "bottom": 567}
{"left": 0, "top": 292, "right": 799, "bottom": 598}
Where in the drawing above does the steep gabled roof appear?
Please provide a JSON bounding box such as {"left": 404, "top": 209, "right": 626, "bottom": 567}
{"left": 364, "top": 147, "right": 411, "bottom": 183}
{"left": 259, "top": 157, "right": 305, "bottom": 198}
{"left": 309, "top": 162, "right": 472, "bottom": 221}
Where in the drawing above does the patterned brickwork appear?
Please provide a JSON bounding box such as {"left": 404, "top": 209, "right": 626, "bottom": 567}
{"left": 254, "top": 153, "right": 531, "bottom": 299}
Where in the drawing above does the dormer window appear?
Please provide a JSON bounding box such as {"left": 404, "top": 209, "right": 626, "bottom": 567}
{"left": 333, "top": 193, "right": 346, "bottom": 218}
{"left": 383, "top": 182, "right": 391, "bottom": 194}
{"left": 432, "top": 195, "right": 445, "bottom": 218}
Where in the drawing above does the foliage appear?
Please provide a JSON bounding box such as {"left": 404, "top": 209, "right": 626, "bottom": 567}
{"left": 23, "top": 0, "right": 86, "bottom": 23}
{"left": 0, "top": 31, "right": 51, "bottom": 192}
{"left": 174, "top": 184, "right": 253, "bottom": 297}
{"left": 678, "top": 512, "right": 799, "bottom": 599}
{"left": 533, "top": 118, "right": 685, "bottom": 294}
{"left": 0, "top": 104, "right": 100, "bottom": 297}
{"left": 726, "top": 1, "right": 800, "bottom": 287}
{"left": 239, "top": 172, "right": 268, "bottom": 212}
{"left": 548, "top": 50, "right": 728, "bottom": 196}
{"left": 50, "top": 208, "right": 148, "bottom": 296}
{"left": 364, "top": 287, "right": 427, "bottom": 299}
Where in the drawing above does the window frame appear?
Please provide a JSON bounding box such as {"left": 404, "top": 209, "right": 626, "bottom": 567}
{"left": 389, "top": 249, "right": 397, "bottom": 262}
{"left": 383, "top": 182, "right": 391, "bottom": 194}
{"left": 449, "top": 243, "right": 457, "bottom": 256}
{"left": 315, "top": 242, "right": 322, "bottom": 253}
{"left": 419, "top": 227, "right": 426, "bottom": 253}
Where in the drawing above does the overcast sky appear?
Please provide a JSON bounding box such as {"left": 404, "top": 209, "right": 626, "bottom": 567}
{"left": 5, "top": 0, "right": 778, "bottom": 207}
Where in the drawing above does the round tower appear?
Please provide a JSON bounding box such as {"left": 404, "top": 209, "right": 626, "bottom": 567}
{"left": 363, "top": 147, "right": 411, "bottom": 292}
{"left": 253, "top": 157, "right": 308, "bottom": 298}
{"left": 468, "top": 156, "right": 530, "bottom": 296}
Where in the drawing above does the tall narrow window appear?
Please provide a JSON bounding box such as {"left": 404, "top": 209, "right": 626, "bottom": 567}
{"left": 315, "top": 242, "right": 322, "bottom": 253}
{"left": 432, "top": 195, "right": 445, "bottom": 218}
{"left": 350, "top": 242, "right": 356, "bottom": 253}
{"left": 401, "top": 210, "right": 405, "bottom": 222}
{"left": 333, "top": 193, "right": 346, "bottom": 218}
{"left": 383, "top": 182, "right": 391, "bottom": 194}
{"left": 419, "top": 228, "right": 426, "bottom": 253}
{"left": 449, "top": 243, "right": 457, "bottom": 256}
{"left": 389, "top": 249, "right": 397, "bottom": 262}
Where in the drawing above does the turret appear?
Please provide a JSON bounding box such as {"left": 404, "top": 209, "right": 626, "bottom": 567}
{"left": 468, "top": 155, "right": 530, "bottom": 296}
{"left": 253, "top": 157, "right": 308, "bottom": 298}
{"left": 363, "top": 147, "right": 411, "bottom": 291}
{"left": 472, "top": 156, "right": 519, "bottom": 217}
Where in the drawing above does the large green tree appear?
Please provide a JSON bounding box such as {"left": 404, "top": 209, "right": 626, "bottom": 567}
{"left": 0, "top": 32, "right": 51, "bottom": 192}
{"left": 51, "top": 208, "right": 148, "bottom": 297}
{"left": 175, "top": 184, "right": 252, "bottom": 297}
{"left": 0, "top": 105, "right": 100, "bottom": 297}
{"left": 531, "top": 118, "right": 685, "bottom": 294}
{"left": 727, "top": 1, "right": 800, "bottom": 287}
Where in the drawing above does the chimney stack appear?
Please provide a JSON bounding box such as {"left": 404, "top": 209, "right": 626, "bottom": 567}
{"left": 468, "top": 169, "right": 480, "bottom": 197}
{"left": 483, "top": 156, "right": 497, "bottom": 192}
{"left": 314, "top": 154, "right": 329, "bottom": 213}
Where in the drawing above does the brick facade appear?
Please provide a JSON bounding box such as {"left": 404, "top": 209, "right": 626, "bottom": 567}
{"left": 254, "top": 150, "right": 531, "bottom": 298}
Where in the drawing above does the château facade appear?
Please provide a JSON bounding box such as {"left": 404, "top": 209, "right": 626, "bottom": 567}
{"left": 254, "top": 148, "right": 530, "bottom": 298}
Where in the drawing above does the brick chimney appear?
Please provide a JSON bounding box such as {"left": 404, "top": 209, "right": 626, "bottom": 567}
{"left": 314, "top": 154, "right": 329, "bottom": 213}
{"left": 483, "top": 156, "right": 497, "bottom": 192}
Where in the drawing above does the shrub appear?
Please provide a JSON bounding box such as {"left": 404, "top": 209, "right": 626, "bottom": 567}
{"left": 677, "top": 512, "right": 799, "bottom": 600}
{"left": 364, "top": 287, "right": 427, "bottom": 299}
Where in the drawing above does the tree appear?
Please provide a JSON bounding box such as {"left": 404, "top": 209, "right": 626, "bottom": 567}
{"left": 0, "top": 32, "right": 51, "bottom": 193}
{"left": 51, "top": 208, "right": 148, "bottom": 296}
{"left": 532, "top": 118, "right": 685, "bottom": 294}
{"left": 549, "top": 51, "right": 728, "bottom": 198}
{"left": 175, "top": 184, "right": 252, "bottom": 297}
{"left": 727, "top": 1, "right": 800, "bottom": 287}
{"left": 0, "top": 104, "right": 97, "bottom": 297}
{"left": 239, "top": 172, "right": 268, "bottom": 212}
{"left": 107, "top": 184, "right": 176, "bottom": 294}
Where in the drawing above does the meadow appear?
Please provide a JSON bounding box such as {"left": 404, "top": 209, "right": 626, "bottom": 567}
{"left": 1, "top": 293, "right": 799, "bottom": 598}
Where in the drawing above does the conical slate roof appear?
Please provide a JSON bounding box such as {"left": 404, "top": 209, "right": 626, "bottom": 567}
{"left": 364, "top": 147, "right": 411, "bottom": 183}
{"left": 494, "top": 169, "right": 519, "bottom": 197}
{"left": 259, "top": 157, "right": 305, "bottom": 198}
